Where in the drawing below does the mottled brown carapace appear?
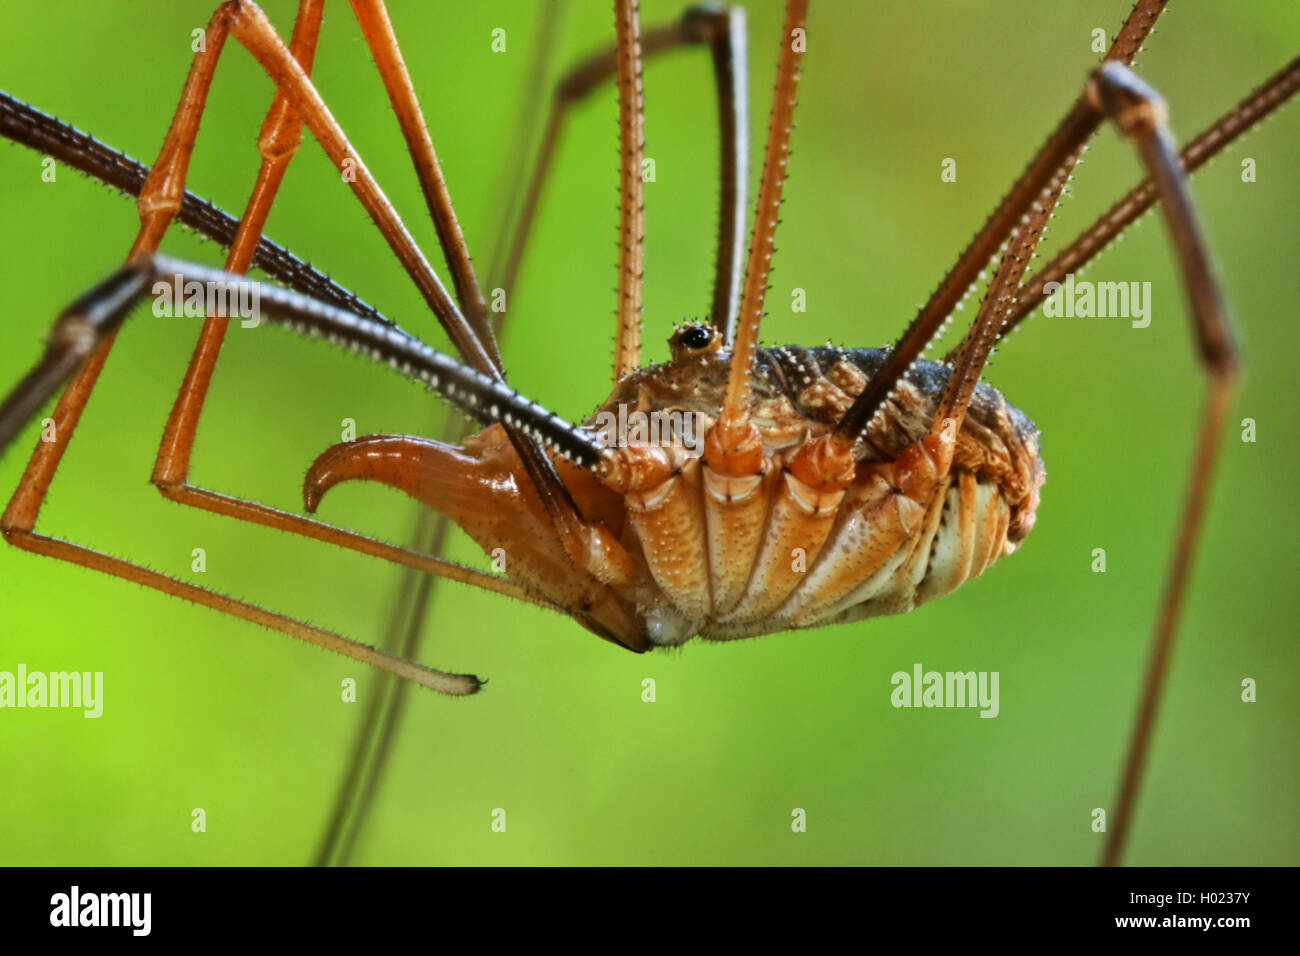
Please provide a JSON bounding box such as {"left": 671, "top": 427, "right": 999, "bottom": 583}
{"left": 303, "top": 323, "right": 1045, "bottom": 652}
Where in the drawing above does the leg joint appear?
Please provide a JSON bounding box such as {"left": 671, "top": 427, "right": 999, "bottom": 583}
{"left": 1089, "top": 61, "right": 1169, "bottom": 137}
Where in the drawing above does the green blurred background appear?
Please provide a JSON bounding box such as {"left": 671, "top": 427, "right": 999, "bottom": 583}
{"left": 0, "top": 1, "right": 1296, "bottom": 865}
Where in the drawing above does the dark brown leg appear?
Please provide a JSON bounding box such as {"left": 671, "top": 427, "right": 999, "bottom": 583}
{"left": 833, "top": 0, "right": 1166, "bottom": 442}
{"left": 3, "top": 257, "right": 608, "bottom": 469}
{"left": 990, "top": 54, "right": 1300, "bottom": 344}
{"left": 1089, "top": 64, "right": 1238, "bottom": 867}
{"left": 0, "top": 91, "right": 395, "bottom": 328}
{"left": 898, "top": 59, "right": 1239, "bottom": 866}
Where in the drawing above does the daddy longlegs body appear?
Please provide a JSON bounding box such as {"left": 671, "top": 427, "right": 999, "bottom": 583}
{"left": 0, "top": 1, "right": 1296, "bottom": 865}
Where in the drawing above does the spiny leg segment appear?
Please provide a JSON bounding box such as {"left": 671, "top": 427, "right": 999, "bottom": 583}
{"left": 991, "top": 53, "right": 1300, "bottom": 345}
{"left": 0, "top": 89, "right": 394, "bottom": 328}
{"left": 613, "top": 0, "right": 647, "bottom": 381}
{"left": 701, "top": 0, "right": 809, "bottom": 620}
{"left": 0, "top": 0, "right": 619, "bottom": 697}
{"left": 836, "top": 2, "right": 1239, "bottom": 867}
{"left": 0, "top": 257, "right": 608, "bottom": 468}
{"left": 833, "top": 0, "right": 1167, "bottom": 442}
{"left": 0, "top": 248, "right": 608, "bottom": 690}
{"left": 494, "top": 4, "right": 749, "bottom": 339}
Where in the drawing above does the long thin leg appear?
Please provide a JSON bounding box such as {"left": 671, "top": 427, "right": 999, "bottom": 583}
{"left": 0, "top": 252, "right": 613, "bottom": 686}
{"left": 332, "top": 0, "right": 595, "bottom": 575}
{"left": 716, "top": 0, "right": 805, "bottom": 430}
{"left": 903, "top": 61, "right": 1238, "bottom": 866}
{"left": 0, "top": 80, "right": 532, "bottom": 593}
{"left": 494, "top": 5, "right": 749, "bottom": 341}
{"left": 146, "top": 0, "right": 491, "bottom": 588}
{"left": 682, "top": 0, "right": 805, "bottom": 620}
{"left": 1, "top": 70, "right": 519, "bottom": 847}
{"left": 1089, "top": 64, "right": 1238, "bottom": 867}
{"left": 3, "top": 3, "right": 598, "bottom": 654}
{"left": 5, "top": 1, "right": 748, "bottom": 345}
{"left": 346, "top": 0, "right": 498, "bottom": 366}
{"left": 832, "top": 0, "right": 1166, "bottom": 442}
{"left": 138, "top": 0, "right": 571, "bottom": 606}
{"left": 2, "top": 530, "right": 479, "bottom": 694}
{"left": 221, "top": 1, "right": 495, "bottom": 374}
{"left": 1, "top": 258, "right": 608, "bottom": 468}
{"left": 109, "top": 0, "right": 583, "bottom": 597}
{"left": 941, "top": 61, "right": 1240, "bottom": 428}
{"left": 0, "top": 251, "right": 613, "bottom": 694}
{"left": 705, "top": 5, "right": 749, "bottom": 343}
{"left": 0, "top": 90, "right": 393, "bottom": 329}
{"left": 992, "top": 54, "right": 1300, "bottom": 344}
{"left": 149, "top": 0, "right": 423, "bottom": 582}
{"left": 338, "top": 2, "right": 594, "bottom": 576}
{"left": 318, "top": 4, "right": 574, "bottom": 866}
{"left": 613, "top": 0, "right": 647, "bottom": 381}
{"left": 3, "top": 277, "right": 484, "bottom": 695}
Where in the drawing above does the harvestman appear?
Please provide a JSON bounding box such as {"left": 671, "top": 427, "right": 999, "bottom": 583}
{"left": 0, "top": 0, "right": 1296, "bottom": 865}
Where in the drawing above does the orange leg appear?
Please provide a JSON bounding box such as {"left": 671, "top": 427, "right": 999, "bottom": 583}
{"left": 346, "top": 0, "right": 498, "bottom": 365}
{"left": 146, "top": 0, "right": 516, "bottom": 597}
{"left": 276, "top": 0, "right": 590, "bottom": 578}
{"left": 1, "top": 1, "right": 496, "bottom": 696}
{"left": 132, "top": 0, "right": 621, "bottom": 639}
{"left": 700, "top": 0, "right": 809, "bottom": 613}
{"left": 0, "top": 295, "right": 482, "bottom": 695}
{"left": 493, "top": 5, "right": 749, "bottom": 337}
{"left": 612, "top": 0, "right": 647, "bottom": 381}
{"left": 142, "top": 0, "right": 589, "bottom": 611}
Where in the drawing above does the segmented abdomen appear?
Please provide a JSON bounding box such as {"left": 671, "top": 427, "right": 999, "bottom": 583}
{"left": 589, "top": 346, "right": 1046, "bottom": 643}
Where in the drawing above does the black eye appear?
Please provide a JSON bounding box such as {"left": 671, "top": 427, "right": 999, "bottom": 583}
{"left": 682, "top": 326, "right": 711, "bottom": 349}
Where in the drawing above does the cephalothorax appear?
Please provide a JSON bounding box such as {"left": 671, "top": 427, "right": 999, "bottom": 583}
{"left": 0, "top": 0, "right": 1295, "bottom": 865}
